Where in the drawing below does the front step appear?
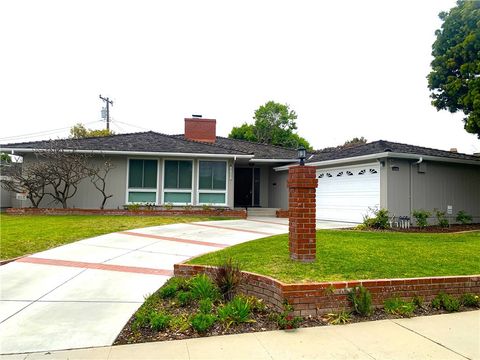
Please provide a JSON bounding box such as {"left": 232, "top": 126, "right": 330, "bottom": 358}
{"left": 246, "top": 208, "right": 279, "bottom": 217}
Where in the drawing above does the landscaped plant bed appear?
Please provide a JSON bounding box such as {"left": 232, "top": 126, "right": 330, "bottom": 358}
{"left": 114, "top": 275, "right": 480, "bottom": 345}
{"left": 388, "top": 223, "right": 480, "bottom": 233}
{"left": 5, "top": 207, "right": 247, "bottom": 218}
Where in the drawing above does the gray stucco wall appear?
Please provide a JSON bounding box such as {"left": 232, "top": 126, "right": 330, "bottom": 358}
{"left": 268, "top": 169, "right": 288, "bottom": 209}
{"left": 20, "top": 154, "right": 234, "bottom": 209}
{"left": 0, "top": 184, "right": 13, "bottom": 208}
{"left": 385, "top": 158, "right": 480, "bottom": 224}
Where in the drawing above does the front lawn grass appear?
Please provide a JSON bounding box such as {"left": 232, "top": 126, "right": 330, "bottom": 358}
{"left": 188, "top": 230, "right": 480, "bottom": 283}
{"left": 0, "top": 214, "right": 219, "bottom": 260}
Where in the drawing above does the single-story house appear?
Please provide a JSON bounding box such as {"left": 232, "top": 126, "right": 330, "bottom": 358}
{"left": 1, "top": 117, "right": 479, "bottom": 223}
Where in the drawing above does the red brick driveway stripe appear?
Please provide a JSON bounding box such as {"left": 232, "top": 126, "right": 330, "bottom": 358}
{"left": 189, "top": 222, "right": 273, "bottom": 235}
{"left": 16, "top": 257, "right": 174, "bottom": 276}
{"left": 120, "top": 231, "right": 228, "bottom": 248}
{"left": 247, "top": 219, "right": 289, "bottom": 226}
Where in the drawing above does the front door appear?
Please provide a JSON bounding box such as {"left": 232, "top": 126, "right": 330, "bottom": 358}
{"left": 234, "top": 167, "right": 261, "bottom": 207}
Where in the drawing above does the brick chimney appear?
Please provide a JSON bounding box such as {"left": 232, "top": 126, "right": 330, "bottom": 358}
{"left": 184, "top": 118, "right": 216, "bottom": 143}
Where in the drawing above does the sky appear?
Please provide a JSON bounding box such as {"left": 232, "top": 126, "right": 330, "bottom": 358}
{"left": 1, "top": 0, "right": 479, "bottom": 154}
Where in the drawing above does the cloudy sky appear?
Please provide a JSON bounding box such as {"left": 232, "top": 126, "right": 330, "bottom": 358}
{"left": 1, "top": 0, "right": 478, "bottom": 154}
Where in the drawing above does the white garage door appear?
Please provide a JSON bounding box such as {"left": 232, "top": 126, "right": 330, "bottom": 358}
{"left": 316, "top": 163, "right": 380, "bottom": 223}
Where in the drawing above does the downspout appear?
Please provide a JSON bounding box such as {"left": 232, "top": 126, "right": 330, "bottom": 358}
{"left": 410, "top": 157, "right": 422, "bottom": 218}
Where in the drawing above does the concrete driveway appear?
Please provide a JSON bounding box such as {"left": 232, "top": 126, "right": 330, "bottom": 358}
{"left": 0, "top": 217, "right": 298, "bottom": 355}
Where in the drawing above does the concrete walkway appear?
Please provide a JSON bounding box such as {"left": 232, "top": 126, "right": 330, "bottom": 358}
{"left": 1, "top": 217, "right": 309, "bottom": 355}
{"left": 3, "top": 311, "right": 479, "bottom": 359}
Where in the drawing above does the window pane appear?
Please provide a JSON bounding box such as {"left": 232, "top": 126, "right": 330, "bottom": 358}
{"left": 178, "top": 161, "right": 192, "bottom": 189}
{"left": 143, "top": 160, "right": 157, "bottom": 188}
{"left": 164, "top": 160, "right": 178, "bottom": 189}
{"left": 212, "top": 162, "right": 226, "bottom": 190}
{"left": 128, "top": 159, "right": 143, "bottom": 188}
{"left": 199, "top": 193, "right": 225, "bottom": 204}
{"left": 164, "top": 192, "right": 191, "bottom": 203}
{"left": 128, "top": 191, "right": 156, "bottom": 202}
{"left": 199, "top": 161, "right": 212, "bottom": 189}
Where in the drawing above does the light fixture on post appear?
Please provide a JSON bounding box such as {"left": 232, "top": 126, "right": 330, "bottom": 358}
{"left": 297, "top": 145, "right": 306, "bottom": 166}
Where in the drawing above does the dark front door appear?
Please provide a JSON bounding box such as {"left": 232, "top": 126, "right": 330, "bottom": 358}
{"left": 234, "top": 167, "right": 261, "bottom": 207}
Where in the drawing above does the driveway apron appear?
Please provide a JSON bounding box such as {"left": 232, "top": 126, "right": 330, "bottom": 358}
{"left": 0, "top": 217, "right": 298, "bottom": 355}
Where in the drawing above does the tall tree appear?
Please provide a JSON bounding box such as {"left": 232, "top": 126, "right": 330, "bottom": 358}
{"left": 427, "top": 0, "right": 480, "bottom": 137}
{"left": 228, "top": 101, "right": 312, "bottom": 150}
{"left": 70, "top": 123, "right": 115, "bottom": 138}
{"left": 89, "top": 159, "right": 115, "bottom": 210}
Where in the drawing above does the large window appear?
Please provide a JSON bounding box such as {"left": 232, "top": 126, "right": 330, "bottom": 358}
{"left": 198, "top": 160, "right": 227, "bottom": 205}
{"left": 127, "top": 159, "right": 158, "bottom": 203}
{"left": 163, "top": 160, "right": 193, "bottom": 204}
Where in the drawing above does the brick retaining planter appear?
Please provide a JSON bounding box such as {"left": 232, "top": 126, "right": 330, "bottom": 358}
{"left": 276, "top": 209, "right": 289, "bottom": 218}
{"left": 5, "top": 208, "right": 247, "bottom": 218}
{"left": 174, "top": 263, "right": 480, "bottom": 316}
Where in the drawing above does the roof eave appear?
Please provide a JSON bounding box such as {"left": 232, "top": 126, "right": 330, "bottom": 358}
{"left": 273, "top": 152, "right": 480, "bottom": 171}
{"left": 0, "top": 148, "right": 254, "bottom": 159}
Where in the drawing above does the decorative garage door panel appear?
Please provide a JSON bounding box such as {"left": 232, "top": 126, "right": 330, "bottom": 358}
{"left": 316, "top": 164, "right": 380, "bottom": 223}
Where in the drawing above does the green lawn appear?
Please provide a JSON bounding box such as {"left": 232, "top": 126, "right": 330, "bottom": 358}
{"left": 188, "top": 230, "right": 480, "bottom": 283}
{"left": 0, "top": 214, "right": 219, "bottom": 260}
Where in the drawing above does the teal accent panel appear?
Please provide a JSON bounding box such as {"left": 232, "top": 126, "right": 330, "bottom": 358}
{"left": 164, "top": 192, "right": 191, "bottom": 203}
{"left": 128, "top": 192, "right": 156, "bottom": 202}
{"left": 199, "top": 193, "right": 225, "bottom": 204}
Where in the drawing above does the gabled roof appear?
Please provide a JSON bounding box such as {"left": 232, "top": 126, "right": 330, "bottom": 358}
{"left": 0, "top": 131, "right": 251, "bottom": 156}
{"left": 307, "top": 140, "right": 479, "bottom": 163}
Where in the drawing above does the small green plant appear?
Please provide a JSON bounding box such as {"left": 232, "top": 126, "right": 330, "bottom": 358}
{"left": 189, "top": 274, "right": 220, "bottom": 301}
{"left": 191, "top": 313, "right": 216, "bottom": 333}
{"left": 412, "top": 295, "right": 424, "bottom": 308}
{"left": 126, "top": 203, "right": 141, "bottom": 211}
{"left": 412, "top": 209, "right": 431, "bottom": 228}
{"left": 434, "top": 209, "right": 449, "bottom": 228}
{"left": 149, "top": 311, "right": 171, "bottom": 331}
{"left": 199, "top": 298, "right": 213, "bottom": 314}
{"left": 183, "top": 204, "right": 193, "bottom": 210}
{"left": 176, "top": 291, "right": 193, "bottom": 307}
{"left": 324, "top": 284, "right": 335, "bottom": 295}
{"left": 460, "top": 293, "right": 479, "bottom": 307}
{"left": 431, "top": 293, "right": 461, "bottom": 312}
{"left": 383, "top": 297, "right": 416, "bottom": 317}
{"left": 202, "top": 203, "right": 212, "bottom": 211}
{"left": 132, "top": 307, "right": 153, "bottom": 330}
{"left": 163, "top": 202, "right": 173, "bottom": 210}
{"left": 170, "top": 314, "right": 190, "bottom": 332}
{"left": 158, "top": 280, "right": 180, "bottom": 299}
{"left": 348, "top": 286, "right": 373, "bottom": 317}
{"left": 362, "top": 208, "right": 390, "bottom": 229}
{"left": 326, "top": 310, "right": 351, "bottom": 325}
{"left": 456, "top": 210, "right": 472, "bottom": 225}
{"left": 214, "top": 257, "right": 243, "bottom": 301}
{"left": 217, "top": 296, "right": 253, "bottom": 328}
{"left": 247, "top": 296, "right": 267, "bottom": 313}
{"left": 275, "top": 302, "right": 302, "bottom": 330}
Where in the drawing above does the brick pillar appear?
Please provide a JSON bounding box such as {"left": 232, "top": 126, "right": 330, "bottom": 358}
{"left": 288, "top": 166, "right": 318, "bottom": 262}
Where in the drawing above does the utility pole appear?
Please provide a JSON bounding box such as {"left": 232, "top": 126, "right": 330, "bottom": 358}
{"left": 99, "top": 94, "right": 113, "bottom": 131}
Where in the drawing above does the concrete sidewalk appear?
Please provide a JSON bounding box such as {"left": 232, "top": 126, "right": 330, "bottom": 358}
{"left": 3, "top": 311, "right": 478, "bottom": 360}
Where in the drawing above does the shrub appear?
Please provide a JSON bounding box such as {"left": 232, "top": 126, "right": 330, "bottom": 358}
{"left": 158, "top": 278, "right": 186, "bottom": 299}
{"left": 326, "top": 310, "right": 351, "bottom": 325}
{"left": 199, "top": 298, "right": 213, "bottom": 314}
{"left": 460, "top": 293, "right": 479, "bottom": 307}
{"left": 412, "top": 209, "right": 431, "bottom": 228}
{"left": 190, "top": 274, "right": 220, "bottom": 301}
{"left": 170, "top": 314, "right": 190, "bottom": 332}
{"left": 412, "top": 295, "right": 424, "bottom": 308}
{"left": 215, "top": 257, "right": 243, "bottom": 301}
{"left": 348, "top": 286, "right": 373, "bottom": 316}
{"left": 191, "top": 313, "right": 216, "bottom": 333}
{"left": 217, "top": 296, "right": 253, "bottom": 328}
{"left": 435, "top": 210, "right": 449, "bottom": 228}
{"left": 176, "top": 291, "right": 193, "bottom": 307}
{"left": 163, "top": 202, "right": 173, "bottom": 210}
{"left": 275, "top": 302, "right": 302, "bottom": 330}
{"left": 132, "top": 307, "right": 154, "bottom": 330}
{"left": 126, "top": 203, "right": 141, "bottom": 211}
{"left": 456, "top": 210, "right": 473, "bottom": 225}
{"left": 432, "top": 293, "right": 461, "bottom": 312}
{"left": 362, "top": 208, "right": 390, "bottom": 229}
{"left": 149, "top": 311, "right": 171, "bottom": 331}
{"left": 383, "top": 297, "right": 416, "bottom": 317}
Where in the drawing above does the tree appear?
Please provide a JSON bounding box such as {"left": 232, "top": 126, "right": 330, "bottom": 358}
{"left": 0, "top": 152, "right": 11, "bottom": 164}
{"left": 70, "top": 123, "right": 115, "bottom": 139}
{"left": 427, "top": 0, "right": 480, "bottom": 137}
{"left": 342, "top": 137, "right": 367, "bottom": 148}
{"left": 89, "top": 159, "right": 115, "bottom": 209}
{"left": 0, "top": 162, "right": 47, "bottom": 208}
{"left": 228, "top": 101, "right": 312, "bottom": 150}
{"left": 36, "top": 141, "right": 91, "bottom": 208}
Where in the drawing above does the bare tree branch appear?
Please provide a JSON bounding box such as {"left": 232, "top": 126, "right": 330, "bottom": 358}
{"left": 89, "top": 158, "right": 115, "bottom": 209}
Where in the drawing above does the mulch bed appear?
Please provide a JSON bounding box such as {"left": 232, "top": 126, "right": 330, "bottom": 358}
{"left": 114, "top": 298, "right": 479, "bottom": 346}
{"left": 389, "top": 223, "right": 480, "bottom": 233}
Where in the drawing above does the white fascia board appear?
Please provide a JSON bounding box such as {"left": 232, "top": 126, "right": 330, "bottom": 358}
{"left": 249, "top": 159, "right": 298, "bottom": 163}
{"left": 0, "top": 148, "right": 254, "bottom": 159}
{"left": 273, "top": 151, "right": 480, "bottom": 171}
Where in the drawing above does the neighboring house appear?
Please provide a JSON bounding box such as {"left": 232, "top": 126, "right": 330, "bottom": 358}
{"left": 0, "top": 162, "right": 22, "bottom": 210}
{"left": 1, "top": 117, "right": 479, "bottom": 223}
